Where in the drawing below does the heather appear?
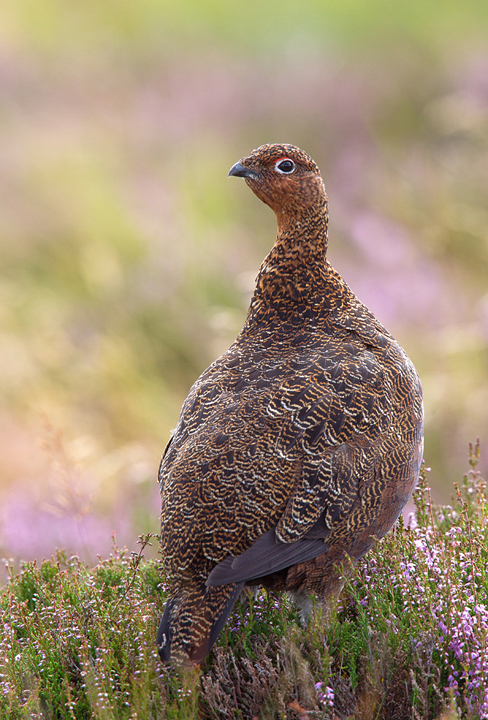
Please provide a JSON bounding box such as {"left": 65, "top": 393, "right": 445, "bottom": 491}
{"left": 1, "top": 445, "right": 487, "bottom": 719}
{"left": 1, "top": 1, "right": 488, "bottom": 571}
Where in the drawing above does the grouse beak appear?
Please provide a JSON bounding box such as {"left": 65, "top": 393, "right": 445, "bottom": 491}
{"left": 228, "top": 162, "right": 258, "bottom": 180}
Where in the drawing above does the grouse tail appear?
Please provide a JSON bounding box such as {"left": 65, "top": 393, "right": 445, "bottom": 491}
{"left": 157, "top": 581, "right": 244, "bottom": 666}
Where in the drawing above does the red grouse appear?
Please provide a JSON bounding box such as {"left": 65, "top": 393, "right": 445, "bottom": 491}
{"left": 157, "top": 144, "right": 424, "bottom": 666}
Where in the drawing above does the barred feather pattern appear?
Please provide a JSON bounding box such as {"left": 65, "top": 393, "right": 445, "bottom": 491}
{"left": 158, "top": 144, "right": 424, "bottom": 665}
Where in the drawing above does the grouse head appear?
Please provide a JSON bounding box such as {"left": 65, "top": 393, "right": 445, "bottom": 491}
{"left": 228, "top": 144, "right": 327, "bottom": 223}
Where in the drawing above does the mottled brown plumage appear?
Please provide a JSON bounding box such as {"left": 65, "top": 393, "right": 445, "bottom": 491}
{"left": 157, "top": 144, "right": 423, "bottom": 666}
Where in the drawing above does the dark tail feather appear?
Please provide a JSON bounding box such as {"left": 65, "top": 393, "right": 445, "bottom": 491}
{"left": 156, "top": 599, "right": 175, "bottom": 662}
{"left": 157, "top": 581, "right": 244, "bottom": 666}
{"left": 205, "top": 582, "right": 244, "bottom": 657}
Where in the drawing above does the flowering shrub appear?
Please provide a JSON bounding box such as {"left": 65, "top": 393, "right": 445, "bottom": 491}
{"left": 336, "top": 441, "right": 488, "bottom": 719}
{"left": 1, "top": 445, "right": 487, "bottom": 718}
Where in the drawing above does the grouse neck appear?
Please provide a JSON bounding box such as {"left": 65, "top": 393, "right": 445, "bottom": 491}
{"left": 244, "top": 204, "right": 330, "bottom": 326}
{"left": 274, "top": 203, "right": 329, "bottom": 268}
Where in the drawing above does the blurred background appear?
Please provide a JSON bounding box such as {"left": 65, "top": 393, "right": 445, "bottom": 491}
{"left": 1, "top": 0, "right": 488, "bottom": 576}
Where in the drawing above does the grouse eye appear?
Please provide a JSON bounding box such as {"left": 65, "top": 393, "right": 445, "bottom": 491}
{"left": 275, "top": 159, "right": 295, "bottom": 174}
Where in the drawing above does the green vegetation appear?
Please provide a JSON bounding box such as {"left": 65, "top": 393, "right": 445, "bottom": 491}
{"left": 1, "top": 1, "right": 488, "bottom": 570}
{"left": 1, "top": 448, "right": 487, "bottom": 718}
